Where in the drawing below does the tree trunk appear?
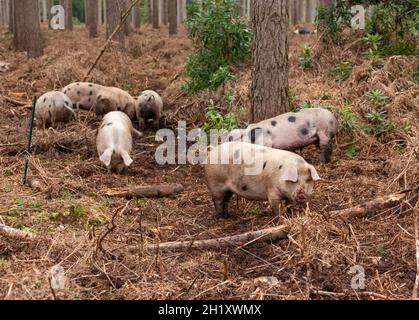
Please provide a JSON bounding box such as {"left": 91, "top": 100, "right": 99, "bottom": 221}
{"left": 106, "top": 0, "right": 124, "bottom": 48}
{"left": 13, "top": 0, "right": 43, "bottom": 58}
{"left": 251, "top": 0, "right": 289, "bottom": 122}
{"left": 162, "top": 0, "right": 168, "bottom": 25}
{"left": 123, "top": 0, "right": 131, "bottom": 36}
{"left": 60, "top": 0, "right": 73, "bottom": 30}
{"left": 152, "top": 0, "right": 159, "bottom": 28}
{"left": 46, "top": 0, "right": 53, "bottom": 29}
{"left": 132, "top": 2, "right": 141, "bottom": 29}
{"left": 98, "top": 0, "right": 102, "bottom": 25}
{"left": 289, "top": 0, "right": 298, "bottom": 25}
{"left": 238, "top": 0, "right": 245, "bottom": 16}
{"left": 148, "top": 0, "right": 152, "bottom": 24}
{"left": 8, "top": 0, "right": 13, "bottom": 33}
{"left": 168, "top": 0, "right": 177, "bottom": 35}
{"left": 87, "top": 0, "right": 98, "bottom": 38}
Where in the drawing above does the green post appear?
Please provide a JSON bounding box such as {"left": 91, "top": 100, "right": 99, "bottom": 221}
{"left": 23, "top": 97, "right": 37, "bottom": 185}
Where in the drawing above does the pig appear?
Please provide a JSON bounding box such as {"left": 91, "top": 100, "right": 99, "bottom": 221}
{"left": 96, "top": 111, "right": 140, "bottom": 173}
{"left": 228, "top": 108, "right": 338, "bottom": 163}
{"left": 35, "top": 91, "right": 77, "bottom": 129}
{"left": 62, "top": 82, "right": 105, "bottom": 111}
{"left": 0, "top": 61, "right": 10, "bottom": 72}
{"left": 136, "top": 90, "right": 163, "bottom": 131}
{"left": 94, "top": 87, "right": 136, "bottom": 120}
{"left": 204, "top": 141, "right": 320, "bottom": 218}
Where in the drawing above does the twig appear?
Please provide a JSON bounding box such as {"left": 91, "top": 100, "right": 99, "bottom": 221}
{"left": 104, "top": 184, "right": 185, "bottom": 199}
{"left": 2, "top": 95, "right": 28, "bottom": 106}
{"left": 96, "top": 201, "right": 130, "bottom": 256}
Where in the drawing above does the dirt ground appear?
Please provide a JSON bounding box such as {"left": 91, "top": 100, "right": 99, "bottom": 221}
{"left": 0, "top": 25, "right": 418, "bottom": 300}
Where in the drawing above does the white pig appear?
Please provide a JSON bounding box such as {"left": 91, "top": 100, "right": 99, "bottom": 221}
{"left": 228, "top": 108, "right": 338, "bottom": 163}
{"left": 96, "top": 111, "right": 141, "bottom": 173}
{"left": 35, "top": 91, "right": 77, "bottom": 129}
{"left": 204, "top": 142, "right": 320, "bottom": 218}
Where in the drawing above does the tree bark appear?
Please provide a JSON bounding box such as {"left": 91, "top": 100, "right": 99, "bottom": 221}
{"left": 86, "top": 0, "right": 98, "bottom": 38}
{"left": 60, "top": 0, "right": 73, "bottom": 30}
{"left": 152, "top": 0, "right": 159, "bottom": 28}
{"left": 148, "top": 0, "right": 153, "bottom": 24}
{"left": 251, "top": 0, "right": 289, "bottom": 122}
{"left": 168, "top": 0, "right": 177, "bottom": 35}
{"left": 132, "top": 1, "right": 141, "bottom": 29}
{"left": 238, "top": 0, "right": 245, "bottom": 16}
{"left": 0, "top": 223, "right": 37, "bottom": 242}
{"left": 106, "top": 0, "right": 125, "bottom": 48}
{"left": 24, "top": 0, "right": 44, "bottom": 58}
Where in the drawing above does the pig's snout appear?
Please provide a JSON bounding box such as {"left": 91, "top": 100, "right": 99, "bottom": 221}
{"left": 295, "top": 190, "right": 309, "bottom": 203}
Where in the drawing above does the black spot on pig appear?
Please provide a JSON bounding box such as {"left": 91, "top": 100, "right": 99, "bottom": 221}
{"left": 249, "top": 127, "right": 263, "bottom": 144}
{"left": 97, "top": 95, "right": 102, "bottom": 100}
{"left": 288, "top": 116, "right": 296, "bottom": 123}
{"left": 76, "top": 83, "right": 80, "bottom": 86}
{"left": 64, "top": 101, "right": 69, "bottom": 106}
{"left": 106, "top": 122, "right": 113, "bottom": 126}
{"left": 77, "top": 91, "right": 81, "bottom": 95}
{"left": 72, "top": 103, "right": 77, "bottom": 109}
{"left": 234, "top": 149, "right": 240, "bottom": 160}
{"left": 89, "top": 91, "right": 93, "bottom": 96}
{"left": 43, "top": 98, "right": 47, "bottom": 103}
{"left": 267, "top": 130, "right": 271, "bottom": 135}
{"left": 241, "top": 185, "right": 248, "bottom": 192}
{"left": 279, "top": 165, "right": 283, "bottom": 170}
{"left": 48, "top": 104, "right": 52, "bottom": 109}
{"left": 48, "top": 110, "right": 52, "bottom": 118}
{"left": 271, "top": 121, "right": 277, "bottom": 127}
{"left": 89, "top": 84, "right": 93, "bottom": 87}
{"left": 300, "top": 128, "right": 309, "bottom": 135}
{"left": 263, "top": 161, "right": 267, "bottom": 170}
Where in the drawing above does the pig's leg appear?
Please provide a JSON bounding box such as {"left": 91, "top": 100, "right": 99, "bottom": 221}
{"left": 268, "top": 193, "right": 281, "bottom": 216}
{"left": 318, "top": 131, "right": 333, "bottom": 163}
{"left": 152, "top": 118, "right": 160, "bottom": 130}
{"left": 138, "top": 117, "right": 146, "bottom": 131}
{"left": 212, "top": 190, "right": 233, "bottom": 219}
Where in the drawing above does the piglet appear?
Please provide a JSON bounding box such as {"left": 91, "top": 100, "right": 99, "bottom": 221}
{"left": 35, "top": 91, "right": 77, "bottom": 129}
{"left": 228, "top": 108, "right": 338, "bottom": 163}
{"left": 204, "top": 141, "right": 320, "bottom": 218}
{"left": 97, "top": 111, "right": 142, "bottom": 173}
{"left": 136, "top": 90, "right": 163, "bottom": 131}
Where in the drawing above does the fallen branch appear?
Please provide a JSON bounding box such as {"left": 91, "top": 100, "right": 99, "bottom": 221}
{"left": 0, "top": 223, "right": 37, "bottom": 242}
{"left": 2, "top": 95, "right": 28, "bottom": 106}
{"left": 331, "top": 192, "right": 408, "bottom": 219}
{"left": 104, "top": 184, "right": 185, "bottom": 199}
{"left": 311, "top": 288, "right": 389, "bottom": 300}
{"left": 129, "top": 225, "right": 288, "bottom": 253}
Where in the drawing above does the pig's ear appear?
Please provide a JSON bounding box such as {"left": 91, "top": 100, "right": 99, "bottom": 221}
{"left": 121, "top": 151, "right": 133, "bottom": 167}
{"left": 309, "top": 165, "right": 321, "bottom": 181}
{"left": 280, "top": 166, "right": 299, "bottom": 182}
{"left": 100, "top": 149, "right": 113, "bottom": 167}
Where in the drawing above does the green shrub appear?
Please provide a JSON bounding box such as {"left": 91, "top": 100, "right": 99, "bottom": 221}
{"left": 366, "top": 89, "right": 389, "bottom": 108}
{"left": 183, "top": 0, "right": 251, "bottom": 93}
{"left": 331, "top": 61, "right": 352, "bottom": 81}
{"left": 337, "top": 104, "right": 357, "bottom": 132}
{"left": 202, "top": 100, "right": 239, "bottom": 133}
{"left": 316, "top": 0, "right": 351, "bottom": 44}
{"left": 299, "top": 45, "right": 314, "bottom": 69}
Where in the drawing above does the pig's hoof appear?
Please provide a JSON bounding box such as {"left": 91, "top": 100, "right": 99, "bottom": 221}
{"left": 217, "top": 212, "right": 230, "bottom": 219}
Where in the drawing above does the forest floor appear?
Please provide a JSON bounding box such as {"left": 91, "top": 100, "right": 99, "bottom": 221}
{"left": 0, "top": 25, "right": 418, "bottom": 300}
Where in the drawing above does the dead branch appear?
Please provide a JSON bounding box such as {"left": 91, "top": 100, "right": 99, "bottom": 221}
{"left": 104, "top": 184, "right": 185, "bottom": 199}
{"left": 311, "top": 288, "right": 389, "bottom": 300}
{"left": 2, "top": 95, "right": 28, "bottom": 106}
{"left": 331, "top": 192, "right": 409, "bottom": 219}
{"left": 0, "top": 223, "right": 37, "bottom": 242}
{"left": 129, "top": 226, "right": 288, "bottom": 253}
